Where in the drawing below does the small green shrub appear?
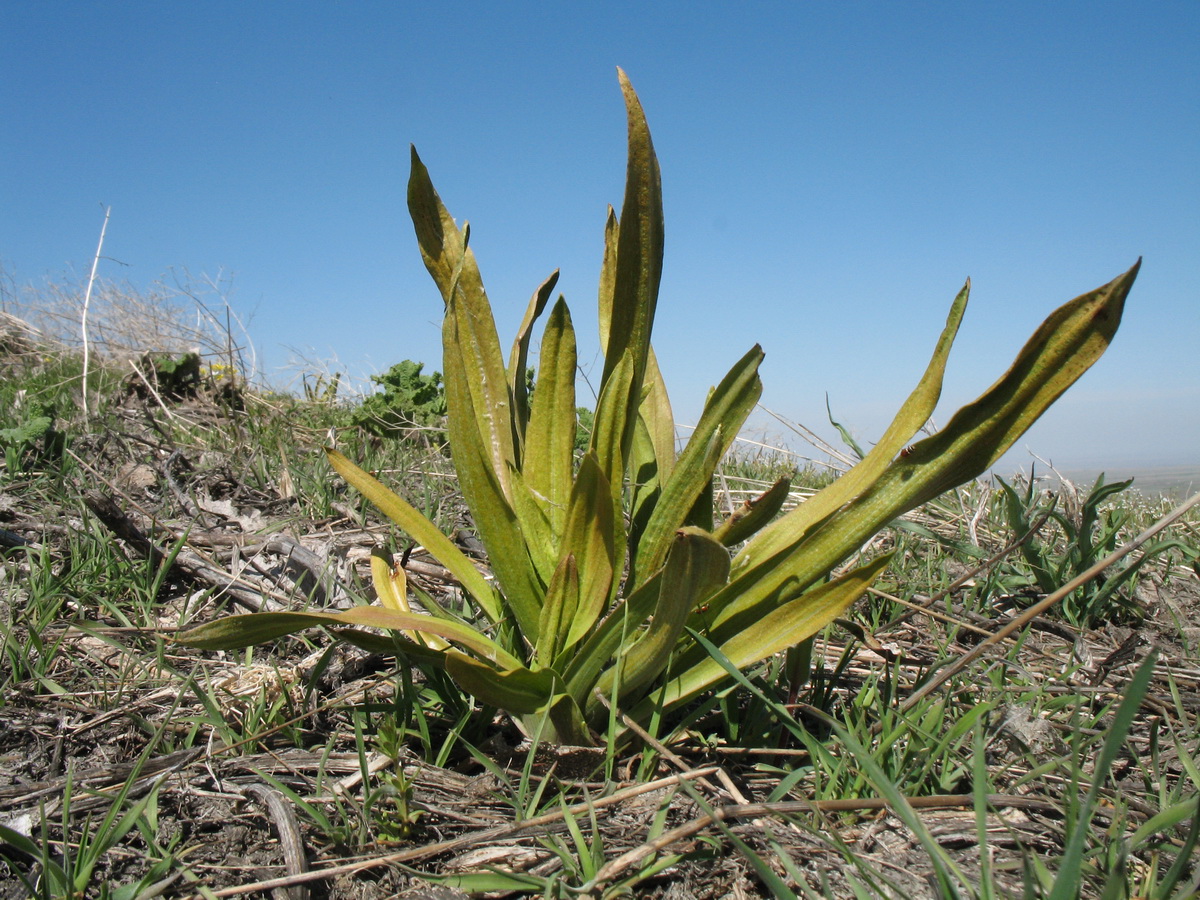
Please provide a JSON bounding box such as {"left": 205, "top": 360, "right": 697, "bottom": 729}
{"left": 997, "top": 473, "right": 1190, "bottom": 627}
{"left": 352, "top": 359, "right": 447, "bottom": 437}
{"left": 127, "top": 351, "right": 202, "bottom": 401}
{"left": 180, "top": 71, "right": 1139, "bottom": 747}
{"left": 0, "top": 400, "right": 64, "bottom": 470}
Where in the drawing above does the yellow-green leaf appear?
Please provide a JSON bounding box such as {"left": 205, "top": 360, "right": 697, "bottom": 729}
{"left": 631, "top": 344, "right": 763, "bottom": 587}
{"left": 509, "top": 270, "right": 560, "bottom": 448}
{"left": 708, "top": 263, "right": 1139, "bottom": 632}
{"left": 327, "top": 448, "right": 501, "bottom": 621}
{"left": 523, "top": 297, "right": 578, "bottom": 539}
{"left": 712, "top": 477, "right": 791, "bottom": 547}
{"left": 598, "top": 69, "right": 665, "bottom": 465}
{"left": 176, "top": 606, "right": 521, "bottom": 669}
{"left": 370, "top": 551, "right": 448, "bottom": 650}
{"left": 643, "top": 555, "right": 890, "bottom": 717}
{"left": 735, "top": 280, "right": 968, "bottom": 572}
{"left": 536, "top": 554, "right": 580, "bottom": 666}
{"left": 589, "top": 527, "right": 730, "bottom": 718}
{"left": 559, "top": 454, "right": 618, "bottom": 650}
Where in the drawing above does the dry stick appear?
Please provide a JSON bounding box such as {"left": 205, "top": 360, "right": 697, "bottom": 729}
{"left": 898, "top": 489, "right": 1200, "bottom": 715}
{"left": 193, "top": 766, "right": 723, "bottom": 899}
{"left": 80, "top": 205, "right": 110, "bottom": 421}
{"left": 237, "top": 783, "right": 310, "bottom": 900}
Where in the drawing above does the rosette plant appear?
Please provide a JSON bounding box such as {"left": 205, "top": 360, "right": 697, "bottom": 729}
{"left": 179, "top": 71, "right": 1139, "bottom": 746}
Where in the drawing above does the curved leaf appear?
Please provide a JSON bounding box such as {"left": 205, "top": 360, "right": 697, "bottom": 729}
{"left": 326, "top": 448, "right": 501, "bottom": 621}
{"left": 736, "top": 279, "right": 969, "bottom": 573}
{"left": 631, "top": 344, "right": 763, "bottom": 587}
{"left": 589, "top": 527, "right": 730, "bottom": 719}
{"left": 176, "top": 606, "right": 521, "bottom": 669}
{"left": 523, "top": 297, "right": 578, "bottom": 539}
{"left": 509, "top": 270, "right": 560, "bottom": 449}
{"left": 598, "top": 69, "right": 665, "bottom": 467}
{"left": 639, "top": 555, "right": 891, "bottom": 719}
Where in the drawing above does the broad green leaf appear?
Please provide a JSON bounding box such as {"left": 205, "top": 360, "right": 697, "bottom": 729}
{"left": 523, "top": 297, "right": 578, "bottom": 538}
{"left": 631, "top": 344, "right": 763, "bottom": 587}
{"left": 334, "top": 627, "right": 449, "bottom": 666}
{"left": 446, "top": 651, "right": 591, "bottom": 745}
{"left": 176, "top": 606, "right": 522, "bottom": 669}
{"left": 596, "top": 206, "right": 618, "bottom": 349}
{"left": 448, "top": 423, "right": 544, "bottom": 638}
{"left": 536, "top": 554, "right": 580, "bottom": 666}
{"left": 628, "top": 346, "right": 677, "bottom": 544}
{"left": 858, "top": 260, "right": 1139, "bottom": 509}
{"left": 410, "top": 146, "right": 517, "bottom": 502}
{"left": 627, "top": 412, "right": 664, "bottom": 557}
{"left": 0, "top": 825, "right": 66, "bottom": 888}
{"left": 709, "top": 262, "right": 1139, "bottom": 631}
{"left": 589, "top": 527, "right": 730, "bottom": 719}
{"left": 641, "top": 555, "right": 890, "bottom": 718}
{"left": 444, "top": 650, "right": 555, "bottom": 715}
{"left": 508, "top": 270, "right": 560, "bottom": 449}
{"left": 326, "top": 448, "right": 501, "bottom": 621}
{"left": 629, "top": 425, "right": 724, "bottom": 590}
{"left": 507, "top": 465, "right": 559, "bottom": 584}
{"left": 559, "top": 454, "right": 618, "bottom": 650}
{"left": 598, "top": 68, "right": 665, "bottom": 464}
{"left": 442, "top": 274, "right": 516, "bottom": 503}
{"left": 640, "top": 347, "right": 676, "bottom": 482}
{"left": 589, "top": 349, "right": 635, "bottom": 510}
{"left": 736, "top": 280, "right": 969, "bottom": 572}
{"left": 562, "top": 569, "right": 663, "bottom": 709}
{"left": 407, "top": 146, "right": 468, "bottom": 291}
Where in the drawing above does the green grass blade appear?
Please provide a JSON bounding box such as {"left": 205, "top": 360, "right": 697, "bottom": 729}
{"left": 1048, "top": 650, "right": 1157, "bottom": 900}
{"left": 832, "top": 720, "right": 972, "bottom": 898}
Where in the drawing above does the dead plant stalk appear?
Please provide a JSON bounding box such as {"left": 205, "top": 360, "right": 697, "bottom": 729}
{"left": 81, "top": 205, "right": 111, "bottom": 421}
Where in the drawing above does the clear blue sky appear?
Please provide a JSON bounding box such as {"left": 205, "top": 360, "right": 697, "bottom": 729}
{"left": 3, "top": 2, "right": 1197, "bottom": 472}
